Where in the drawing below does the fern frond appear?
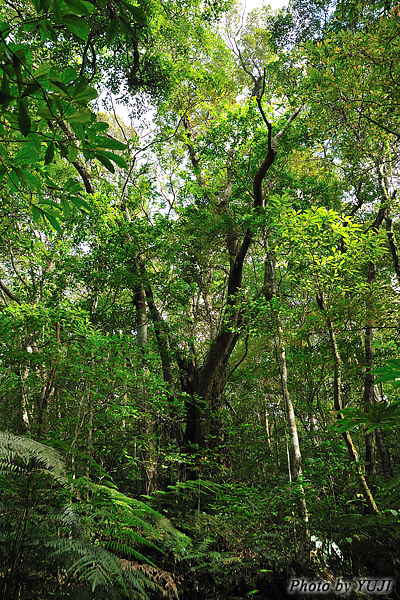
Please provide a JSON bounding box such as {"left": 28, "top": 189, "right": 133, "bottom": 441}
{"left": 104, "top": 539, "right": 155, "bottom": 564}
{"left": 0, "top": 431, "right": 65, "bottom": 478}
{"left": 47, "top": 537, "right": 155, "bottom": 598}
{"left": 57, "top": 504, "right": 83, "bottom": 536}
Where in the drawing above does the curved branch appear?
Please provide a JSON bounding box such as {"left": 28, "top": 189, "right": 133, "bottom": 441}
{"left": 9, "top": 247, "right": 30, "bottom": 291}
{"left": 59, "top": 120, "right": 95, "bottom": 194}
{"left": 0, "top": 280, "right": 20, "bottom": 304}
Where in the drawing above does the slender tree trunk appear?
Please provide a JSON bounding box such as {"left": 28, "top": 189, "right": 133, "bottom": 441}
{"left": 85, "top": 395, "right": 94, "bottom": 479}
{"left": 134, "top": 283, "right": 148, "bottom": 349}
{"left": 275, "top": 329, "right": 303, "bottom": 482}
{"left": 264, "top": 252, "right": 308, "bottom": 520}
{"left": 133, "top": 283, "right": 157, "bottom": 493}
{"left": 375, "top": 426, "right": 393, "bottom": 479}
{"left": 380, "top": 162, "right": 400, "bottom": 282}
{"left": 316, "top": 293, "right": 379, "bottom": 515}
{"left": 364, "top": 262, "right": 376, "bottom": 477}
{"left": 264, "top": 399, "right": 272, "bottom": 453}
{"left": 271, "top": 403, "right": 280, "bottom": 469}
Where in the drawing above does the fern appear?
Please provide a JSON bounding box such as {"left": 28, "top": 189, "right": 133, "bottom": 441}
{"left": 0, "top": 433, "right": 182, "bottom": 599}
{"left": 0, "top": 431, "right": 65, "bottom": 478}
{"left": 47, "top": 538, "right": 159, "bottom": 598}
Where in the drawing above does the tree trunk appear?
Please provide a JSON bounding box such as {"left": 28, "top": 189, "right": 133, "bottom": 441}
{"left": 374, "top": 387, "right": 394, "bottom": 478}
{"left": 133, "top": 282, "right": 157, "bottom": 493}
{"left": 316, "top": 293, "right": 379, "bottom": 515}
{"left": 265, "top": 253, "right": 308, "bottom": 520}
{"left": 364, "top": 261, "right": 376, "bottom": 477}
{"left": 375, "top": 426, "right": 393, "bottom": 479}
{"left": 178, "top": 107, "right": 301, "bottom": 451}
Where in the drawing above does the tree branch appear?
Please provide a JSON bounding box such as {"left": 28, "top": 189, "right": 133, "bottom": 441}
{"left": 0, "top": 280, "right": 20, "bottom": 304}
{"left": 58, "top": 120, "right": 95, "bottom": 194}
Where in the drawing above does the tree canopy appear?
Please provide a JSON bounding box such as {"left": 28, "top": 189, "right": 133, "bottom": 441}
{"left": 1, "top": 0, "right": 400, "bottom": 598}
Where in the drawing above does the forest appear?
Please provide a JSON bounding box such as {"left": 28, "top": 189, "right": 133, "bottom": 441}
{"left": 0, "top": 0, "right": 400, "bottom": 598}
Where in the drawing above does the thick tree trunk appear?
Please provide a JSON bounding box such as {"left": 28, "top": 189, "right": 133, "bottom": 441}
{"left": 182, "top": 329, "right": 239, "bottom": 449}
{"left": 179, "top": 107, "right": 301, "bottom": 450}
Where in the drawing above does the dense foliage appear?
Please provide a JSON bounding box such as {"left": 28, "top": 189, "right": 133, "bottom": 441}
{"left": 1, "top": 0, "right": 400, "bottom": 598}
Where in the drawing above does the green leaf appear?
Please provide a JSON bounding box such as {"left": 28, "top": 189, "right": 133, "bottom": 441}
{"left": 8, "top": 171, "right": 20, "bottom": 192}
{"left": 21, "top": 83, "right": 41, "bottom": 97}
{"left": 119, "top": 14, "right": 133, "bottom": 38}
{"left": 18, "top": 100, "right": 31, "bottom": 136}
{"left": 374, "top": 359, "right": 400, "bottom": 388}
{"left": 66, "top": 109, "right": 93, "bottom": 123}
{"left": 96, "top": 149, "right": 128, "bottom": 169}
{"left": 71, "top": 196, "right": 90, "bottom": 211}
{"left": 0, "top": 22, "right": 11, "bottom": 37}
{"left": 63, "top": 0, "right": 95, "bottom": 16}
{"left": 48, "top": 77, "right": 70, "bottom": 96}
{"left": 67, "top": 147, "right": 79, "bottom": 162}
{"left": 51, "top": 0, "right": 63, "bottom": 23}
{"left": 73, "top": 86, "right": 98, "bottom": 103}
{"left": 61, "top": 197, "right": 71, "bottom": 217}
{"left": 93, "top": 121, "right": 109, "bottom": 132}
{"left": 38, "top": 20, "right": 58, "bottom": 42}
{"left": 37, "top": 108, "right": 56, "bottom": 120}
{"left": 57, "top": 141, "right": 68, "bottom": 158}
{"left": 22, "top": 21, "right": 39, "bottom": 33}
{"left": 94, "top": 152, "right": 115, "bottom": 173}
{"left": 65, "top": 177, "right": 83, "bottom": 193}
{"left": 14, "top": 46, "right": 31, "bottom": 68}
{"left": 61, "top": 67, "right": 78, "bottom": 84}
{"left": 128, "top": 5, "right": 146, "bottom": 25}
{"left": 23, "top": 171, "right": 41, "bottom": 190}
{"left": 122, "top": 2, "right": 146, "bottom": 25}
{"left": 42, "top": 209, "right": 63, "bottom": 234}
{"left": 109, "top": 154, "right": 128, "bottom": 169}
{"left": 33, "top": 64, "right": 51, "bottom": 78}
{"left": 15, "top": 145, "right": 40, "bottom": 165}
{"left": 62, "top": 14, "right": 90, "bottom": 39}
{"left": 39, "top": 199, "right": 61, "bottom": 210}
{"left": 1, "top": 72, "right": 11, "bottom": 96}
{"left": 45, "top": 141, "right": 55, "bottom": 164}
{"left": 106, "top": 17, "right": 119, "bottom": 43}
{"left": 70, "top": 75, "right": 88, "bottom": 97}
{"left": 27, "top": 132, "right": 41, "bottom": 154}
{"left": 95, "top": 136, "right": 126, "bottom": 151}
{"left": 0, "top": 91, "right": 15, "bottom": 108}
{"left": 31, "top": 205, "right": 42, "bottom": 222}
